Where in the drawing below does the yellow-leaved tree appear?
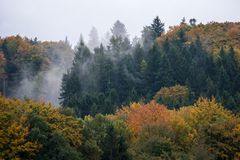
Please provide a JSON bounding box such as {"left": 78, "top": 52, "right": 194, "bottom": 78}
{"left": 0, "top": 97, "right": 82, "bottom": 160}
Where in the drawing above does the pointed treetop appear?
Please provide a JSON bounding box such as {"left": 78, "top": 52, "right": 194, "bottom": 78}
{"left": 78, "top": 34, "right": 85, "bottom": 47}
{"left": 88, "top": 26, "right": 100, "bottom": 51}
{"left": 111, "top": 20, "right": 128, "bottom": 38}
{"left": 151, "top": 16, "right": 165, "bottom": 38}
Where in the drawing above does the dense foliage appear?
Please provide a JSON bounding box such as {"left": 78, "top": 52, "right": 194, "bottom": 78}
{"left": 1, "top": 16, "right": 240, "bottom": 159}
{"left": 1, "top": 96, "right": 240, "bottom": 160}
{"left": 0, "top": 96, "right": 131, "bottom": 160}
{"left": 113, "top": 98, "right": 240, "bottom": 159}
{"left": 60, "top": 18, "right": 240, "bottom": 117}
{"left": 0, "top": 36, "right": 73, "bottom": 103}
{"left": 0, "top": 97, "right": 82, "bottom": 160}
{"left": 157, "top": 21, "right": 240, "bottom": 53}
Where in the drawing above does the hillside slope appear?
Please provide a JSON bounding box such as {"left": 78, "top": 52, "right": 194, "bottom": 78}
{"left": 158, "top": 22, "right": 240, "bottom": 55}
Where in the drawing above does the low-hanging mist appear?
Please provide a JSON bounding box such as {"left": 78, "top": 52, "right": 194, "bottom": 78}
{"left": 1, "top": 18, "right": 240, "bottom": 116}
{"left": 8, "top": 39, "right": 74, "bottom": 106}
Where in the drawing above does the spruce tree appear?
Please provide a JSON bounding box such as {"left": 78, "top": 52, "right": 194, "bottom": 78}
{"left": 151, "top": 16, "right": 165, "bottom": 38}
{"left": 59, "top": 38, "right": 92, "bottom": 117}
{"left": 111, "top": 20, "right": 128, "bottom": 38}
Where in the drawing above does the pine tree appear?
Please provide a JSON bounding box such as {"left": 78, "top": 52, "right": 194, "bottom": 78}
{"left": 111, "top": 20, "right": 128, "bottom": 38}
{"left": 59, "top": 38, "right": 92, "bottom": 117}
{"left": 145, "top": 43, "right": 162, "bottom": 95}
{"left": 59, "top": 70, "right": 82, "bottom": 115}
{"left": 141, "top": 26, "right": 155, "bottom": 50}
{"left": 87, "top": 27, "right": 100, "bottom": 51}
{"left": 151, "top": 16, "right": 165, "bottom": 38}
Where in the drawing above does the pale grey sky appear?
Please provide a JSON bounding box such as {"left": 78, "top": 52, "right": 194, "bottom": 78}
{"left": 0, "top": 0, "right": 239, "bottom": 46}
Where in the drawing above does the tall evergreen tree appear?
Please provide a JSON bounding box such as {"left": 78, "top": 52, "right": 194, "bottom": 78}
{"left": 59, "top": 38, "right": 92, "bottom": 117}
{"left": 145, "top": 43, "right": 162, "bottom": 96}
{"left": 87, "top": 26, "right": 100, "bottom": 51}
{"left": 111, "top": 20, "right": 128, "bottom": 38}
{"left": 151, "top": 16, "right": 165, "bottom": 38}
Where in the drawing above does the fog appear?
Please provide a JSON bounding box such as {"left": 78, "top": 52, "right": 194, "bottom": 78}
{"left": 11, "top": 40, "right": 74, "bottom": 106}
{"left": 1, "top": 0, "right": 239, "bottom": 45}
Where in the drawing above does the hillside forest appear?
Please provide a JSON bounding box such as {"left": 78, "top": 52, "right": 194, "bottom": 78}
{"left": 1, "top": 17, "right": 240, "bottom": 159}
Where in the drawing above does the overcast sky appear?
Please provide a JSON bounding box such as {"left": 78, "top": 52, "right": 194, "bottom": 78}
{"left": 0, "top": 0, "right": 239, "bottom": 46}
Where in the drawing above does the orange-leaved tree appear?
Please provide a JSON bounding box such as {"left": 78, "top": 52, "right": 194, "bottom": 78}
{"left": 116, "top": 101, "right": 171, "bottom": 137}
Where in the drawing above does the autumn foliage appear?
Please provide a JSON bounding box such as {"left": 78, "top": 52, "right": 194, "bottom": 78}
{"left": 114, "top": 98, "right": 240, "bottom": 159}
{"left": 157, "top": 22, "right": 240, "bottom": 54}
{"left": 0, "top": 97, "right": 82, "bottom": 160}
{"left": 0, "top": 95, "right": 240, "bottom": 159}
{"left": 1, "top": 19, "right": 240, "bottom": 159}
{"left": 116, "top": 101, "right": 170, "bottom": 135}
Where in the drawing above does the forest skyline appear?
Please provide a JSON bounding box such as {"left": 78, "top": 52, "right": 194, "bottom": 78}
{"left": 1, "top": 0, "right": 240, "bottom": 158}
{"left": 1, "top": 0, "right": 239, "bottom": 45}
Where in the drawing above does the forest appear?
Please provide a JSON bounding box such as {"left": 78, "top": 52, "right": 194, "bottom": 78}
{"left": 0, "top": 16, "right": 240, "bottom": 159}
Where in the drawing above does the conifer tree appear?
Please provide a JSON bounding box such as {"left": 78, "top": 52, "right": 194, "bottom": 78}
{"left": 151, "top": 16, "right": 165, "bottom": 38}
